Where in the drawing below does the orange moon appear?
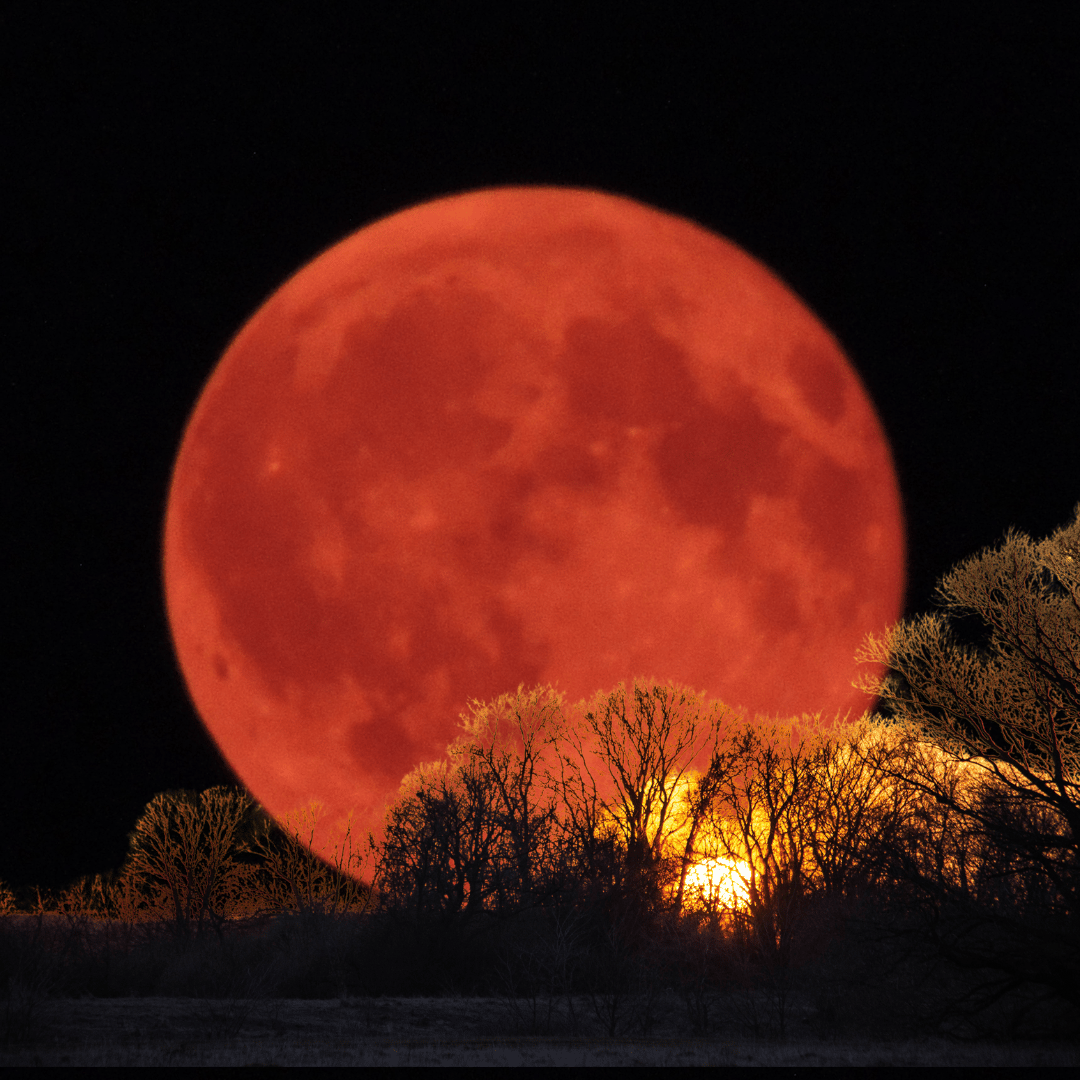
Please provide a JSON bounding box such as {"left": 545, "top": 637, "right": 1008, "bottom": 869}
{"left": 163, "top": 187, "right": 904, "bottom": 846}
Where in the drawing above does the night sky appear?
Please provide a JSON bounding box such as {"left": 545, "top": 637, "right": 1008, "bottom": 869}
{"left": 4, "top": 9, "right": 1078, "bottom": 891}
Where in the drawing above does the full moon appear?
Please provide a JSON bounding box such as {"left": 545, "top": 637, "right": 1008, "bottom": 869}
{"left": 163, "top": 187, "right": 904, "bottom": 848}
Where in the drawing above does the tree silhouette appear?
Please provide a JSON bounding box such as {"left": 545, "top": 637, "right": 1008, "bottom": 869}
{"left": 373, "top": 680, "right": 729, "bottom": 922}
{"left": 122, "top": 786, "right": 257, "bottom": 933}
{"left": 688, "top": 716, "right": 908, "bottom": 1034}
{"left": 375, "top": 686, "right": 567, "bottom": 919}
{"left": 451, "top": 685, "right": 566, "bottom": 908}
{"left": 557, "top": 679, "right": 728, "bottom": 919}
{"left": 376, "top": 757, "right": 508, "bottom": 920}
{"left": 859, "top": 506, "right": 1080, "bottom": 1012}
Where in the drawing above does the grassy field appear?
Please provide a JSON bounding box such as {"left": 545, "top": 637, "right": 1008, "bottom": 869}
{"left": 2, "top": 995, "right": 1078, "bottom": 1067}
{"left": 4, "top": 910, "right": 1077, "bottom": 1065}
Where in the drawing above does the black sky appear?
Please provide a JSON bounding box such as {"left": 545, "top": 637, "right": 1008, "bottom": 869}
{"left": 3, "top": 7, "right": 1078, "bottom": 890}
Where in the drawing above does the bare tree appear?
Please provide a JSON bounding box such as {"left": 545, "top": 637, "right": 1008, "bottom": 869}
{"left": 702, "top": 721, "right": 815, "bottom": 1030}
{"left": 374, "top": 681, "right": 728, "bottom": 921}
{"left": 805, "top": 718, "right": 924, "bottom": 899}
{"left": 376, "top": 756, "right": 509, "bottom": 920}
{"left": 858, "top": 506, "right": 1080, "bottom": 1012}
{"left": 562, "top": 679, "right": 728, "bottom": 915}
{"left": 859, "top": 507, "right": 1080, "bottom": 831}
{"left": 245, "top": 802, "right": 371, "bottom": 916}
{"left": 686, "top": 716, "right": 924, "bottom": 1035}
{"left": 452, "top": 685, "right": 565, "bottom": 908}
{"left": 121, "top": 786, "right": 256, "bottom": 934}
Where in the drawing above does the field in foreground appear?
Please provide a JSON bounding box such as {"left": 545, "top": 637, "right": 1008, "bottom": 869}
{"left": 2, "top": 996, "right": 1078, "bottom": 1067}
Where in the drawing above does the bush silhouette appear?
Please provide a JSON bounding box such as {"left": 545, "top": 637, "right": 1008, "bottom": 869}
{"left": 120, "top": 786, "right": 259, "bottom": 932}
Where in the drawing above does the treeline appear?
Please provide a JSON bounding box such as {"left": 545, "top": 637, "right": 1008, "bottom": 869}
{"left": 5, "top": 681, "right": 909, "bottom": 936}
{"left": 370, "top": 675, "right": 1078, "bottom": 1036}
{"left": 3, "top": 508, "right": 1078, "bottom": 1040}
{"left": 375, "top": 683, "right": 898, "bottom": 923}
{"left": 3, "top": 678, "right": 1075, "bottom": 1037}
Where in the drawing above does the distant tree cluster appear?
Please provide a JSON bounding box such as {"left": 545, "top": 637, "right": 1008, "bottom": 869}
{"left": 25, "top": 788, "right": 371, "bottom": 935}
{"left": 373, "top": 680, "right": 901, "bottom": 938}
{"left": 367, "top": 679, "right": 940, "bottom": 1033}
